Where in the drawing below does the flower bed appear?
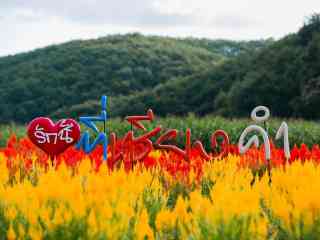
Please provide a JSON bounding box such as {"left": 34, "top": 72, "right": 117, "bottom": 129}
{"left": 1, "top": 135, "right": 320, "bottom": 239}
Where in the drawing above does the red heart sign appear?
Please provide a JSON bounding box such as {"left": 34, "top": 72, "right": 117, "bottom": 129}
{"left": 27, "top": 117, "right": 81, "bottom": 158}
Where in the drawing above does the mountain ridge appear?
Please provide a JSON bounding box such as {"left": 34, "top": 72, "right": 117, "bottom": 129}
{"left": 0, "top": 33, "right": 269, "bottom": 123}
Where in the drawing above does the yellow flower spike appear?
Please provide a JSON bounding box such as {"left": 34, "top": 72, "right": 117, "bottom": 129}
{"left": 28, "top": 227, "right": 42, "bottom": 240}
{"left": 39, "top": 207, "right": 53, "bottom": 230}
{"left": 27, "top": 208, "right": 39, "bottom": 226}
{"left": 58, "top": 161, "right": 71, "bottom": 180}
{"left": 155, "top": 209, "right": 175, "bottom": 230}
{"left": 0, "top": 153, "right": 8, "bottom": 181}
{"left": 72, "top": 195, "right": 87, "bottom": 217}
{"left": 98, "top": 162, "right": 110, "bottom": 176}
{"left": 101, "top": 202, "right": 113, "bottom": 220}
{"left": 52, "top": 205, "right": 64, "bottom": 226}
{"left": 5, "top": 205, "right": 17, "bottom": 221}
{"left": 18, "top": 223, "right": 25, "bottom": 238}
{"left": 79, "top": 157, "right": 92, "bottom": 176}
{"left": 174, "top": 196, "right": 190, "bottom": 224}
{"left": 135, "top": 209, "right": 154, "bottom": 240}
{"left": 7, "top": 223, "right": 16, "bottom": 240}
{"left": 31, "top": 153, "right": 38, "bottom": 165}
{"left": 115, "top": 200, "right": 134, "bottom": 220}
{"left": 249, "top": 214, "right": 268, "bottom": 239}
{"left": 88, "top": 210, "right": 99, "bottom": 234}
{"left": 149, "top": 150, "right": 161, "bottom": 161}
{"left": 189, "top": 191, "right": 203, "bottom": 213}
{"left": 62, "top": 207, "right": 73, "bottom": 223}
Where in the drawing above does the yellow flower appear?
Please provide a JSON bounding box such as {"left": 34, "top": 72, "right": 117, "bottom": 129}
{"left": 135, "top": 209, "right": 154, "bottom": 240}
{"left": 149, "top": 150, "right": 161, "bottom": 161}
{"left": 156, "top": 209, "right": 176, "bottom": 230}
{"left": 88, "top": 210, "right": 98, "bottom": 233}
{"left": 5, "top": 206, "right": 17, "bottom": 221}
{"left": 1, "top": 153, "right": 320, "bottom": 238}
{"left": 7, "top": 224, "right": 16, "bottom": 240}
{"left": 52, "top": 206, "right": 65, "bottom": 226}
{"left": 101, "top": 203, "right": 113, "bottom": 220}
{"left": 62, "top": 208, "right": 72, "bottom": 223}
{"left": 174, "top": 196, "right": 191, "bottom": 224}
{"left": 39, "top": 208, "right": 52, "bottom": 230}
{"left": 27, "top": 209, "right": 38, "bottom": 226}
{"left": 18, "top": 223, "right": 25, "bottom": 238}
{"left": 28, "top": 227, "right": 42, "bottom": 240}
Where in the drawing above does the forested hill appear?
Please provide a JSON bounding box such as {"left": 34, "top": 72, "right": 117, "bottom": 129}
{"left": 0, "top": 33, "right": 269, "bottom": 123}
{"left": 110, "top": 15, "right": 320, "bottom": 119}
{"left": 2, "top": 14, "right": 320, "bottom": 123}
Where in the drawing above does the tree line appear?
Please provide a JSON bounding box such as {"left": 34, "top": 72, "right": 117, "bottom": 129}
{"left": 1, "top": 14, "right": 319, "bottom": 122}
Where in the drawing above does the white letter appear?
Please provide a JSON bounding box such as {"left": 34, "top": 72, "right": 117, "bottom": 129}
{"left": 34, "top": 125, "right": 46, "bottom": 144}
{"left": 238, "top": 125, "right": 271, "bottom": 160}
{"left": 276, "top": 122, "right": 290, "bottom": 159}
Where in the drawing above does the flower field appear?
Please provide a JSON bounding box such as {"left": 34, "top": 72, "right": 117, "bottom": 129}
{"left": 1, "top": 135, "right": 320, "bottom": 239}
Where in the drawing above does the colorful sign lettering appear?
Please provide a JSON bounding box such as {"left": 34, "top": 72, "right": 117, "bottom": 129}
{"left": 27, "top": 117, "right": 80, "bottom": 160}
{"left": 26, "top": 97, "right": 291, "bottom": 167}
{"left": 76, "top": 95, "right": 108, "bottom": 160}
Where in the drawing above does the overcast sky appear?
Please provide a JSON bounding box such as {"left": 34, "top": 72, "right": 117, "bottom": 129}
{"left": 1, "top": 0, "right": 320, "bottom": 57}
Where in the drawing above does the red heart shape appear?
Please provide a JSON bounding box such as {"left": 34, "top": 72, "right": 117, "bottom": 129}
{"left": 27, "top": 117, "right": 81, "bottom": 158}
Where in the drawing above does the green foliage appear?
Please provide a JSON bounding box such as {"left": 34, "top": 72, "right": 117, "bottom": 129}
{"left": 0, "top": 204, "right": 9, "bottom": 240}
{"left": 0, "top": 124, "right": 25, "bottom": 147}
{"left": 166, "top": 183, "right": 191, "bottom": 210}
{"left": 261, "top": 199, "right": 320, "bottom": 240}
{"left": 43, "top": 217, "right": 89, "bottom": 240}
{"left": 0, "top": 33, "right": 267, "bottom": 123}
{"left": 198, "top": 217, "right": 254, "bottom": 240}
{"left": 108, "top": 14, "right": 320, "bottom": 120}
{"left": 1, "top": 15, "right": 320, "bottom": 121}
{"left": 142, "top": 188, "right": 164, "bottom": 232}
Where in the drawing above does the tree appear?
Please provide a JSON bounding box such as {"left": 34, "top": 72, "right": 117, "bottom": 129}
{"left": 298, "top": 13, "right": 320, "bottom": 45}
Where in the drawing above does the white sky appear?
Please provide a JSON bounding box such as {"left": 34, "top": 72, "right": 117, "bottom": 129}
{"left": 0, "top": 0, "right": 320, "bottom": 57}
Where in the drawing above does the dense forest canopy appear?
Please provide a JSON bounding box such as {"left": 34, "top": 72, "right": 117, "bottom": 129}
{"left": 109, "top": 15, "right": 320, "bottom": 119}
{"left": 0, "top": 14, "right": 320, "bottom": 123}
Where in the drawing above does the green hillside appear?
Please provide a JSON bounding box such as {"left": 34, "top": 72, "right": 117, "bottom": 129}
{"left": 110, "top": 14, "right": 320, "bottom": 119}
{"left": 3, "top": 15, "right": 320, "bottom": 122}
{"left": 0, "top": 33, "right": 268, "bottom": 123}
